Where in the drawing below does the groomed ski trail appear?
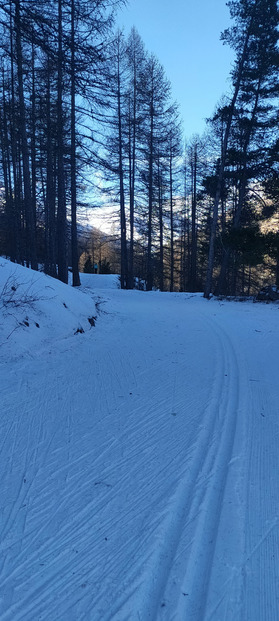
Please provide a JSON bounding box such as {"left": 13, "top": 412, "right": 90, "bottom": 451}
{"left": 1, "top": 287, "right": 279, "bottom": 621}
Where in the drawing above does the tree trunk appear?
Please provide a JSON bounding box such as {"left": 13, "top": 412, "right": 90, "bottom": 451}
{"left": 15, "top": 0, "right": 37, "bottom": 270}
{"left": 146, "top": 86, "right": 154, "bottom": 292}
{"left": 9, "top": 2, "right": 21, "bottom": 262}
{"left": 31, "top": 34, "right": 37, "bottom": 262}
{"left": 169, "top": 148, "right": 174, "bottom": 292}
{"left": 45, "top": 57, "right": 57, "bottom": 277}
{"left": 117, "top": 39, "right": 128, "bottom": 289}
{"left": 190, "top": 144, "right": 197, "bottom": 291}
{"left": 158, "top": 161, "right": 164, "bottom": 291}
{"left": 128, "top": 73, "right": 136, "bottom": 289}
{"left": 57, "top": 0, "right": 68, "bottom": 283}
{"left": 70, "top": 0, "right": 80, "bottom": 287}
{"left": 1, "top": 68, "right": 14, "bottom": 259}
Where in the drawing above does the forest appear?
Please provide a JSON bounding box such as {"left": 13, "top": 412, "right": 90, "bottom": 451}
{"left": 0, "top": 0, "right": 279, "bottom": 297}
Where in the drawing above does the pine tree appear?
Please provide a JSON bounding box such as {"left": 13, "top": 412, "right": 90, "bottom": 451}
{"left": 216, "top": 0, "right": 279, "bottom": 295}
{"left": 204, "top": 0, "right": 279, "bottom": 297}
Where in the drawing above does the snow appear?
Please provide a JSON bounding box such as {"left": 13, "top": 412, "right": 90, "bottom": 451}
{"left": 0, "top": 259, "right": 97, "bottom": 361}
{"left": 1, "top": 259, "right": 279, "bottom": 620}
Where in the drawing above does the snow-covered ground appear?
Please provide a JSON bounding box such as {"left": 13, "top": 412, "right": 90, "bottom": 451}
{"left": 1, "top": 259, "right": 279, "bottom": 621}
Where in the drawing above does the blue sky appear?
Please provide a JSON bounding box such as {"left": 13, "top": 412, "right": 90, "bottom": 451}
{"left": 116, "top": 0, "right": 235, "bottom": 137}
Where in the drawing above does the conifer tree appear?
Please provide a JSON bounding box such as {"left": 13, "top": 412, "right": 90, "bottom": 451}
{"left": 216, "top": 0, "right": 279, "bottom": 295}
{"left": 204, "top": 0, "right": 279, "bottom": 297}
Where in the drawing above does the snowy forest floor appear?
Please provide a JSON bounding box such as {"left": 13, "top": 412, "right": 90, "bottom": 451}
{"left": 1, "top": 259, "right": 279, "bottom": 621}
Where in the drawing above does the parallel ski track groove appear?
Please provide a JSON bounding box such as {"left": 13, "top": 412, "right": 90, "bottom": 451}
{"left": 103, "top": 310, "right": 241, "bottom": 621}
{"left": 173, "top": 313, "right": 241, "bottom": 620}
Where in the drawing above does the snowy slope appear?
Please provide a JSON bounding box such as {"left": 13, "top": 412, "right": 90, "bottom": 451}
{"left": 1, "top": 261, "right": 279, "bottom": 621}
{"left": 0, "top": 259, "right": 97, "bottom": 361}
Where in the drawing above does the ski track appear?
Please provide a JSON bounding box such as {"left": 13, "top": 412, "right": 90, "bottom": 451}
{"left": 0, "top": 291, "right": 279, "bottom": 620}
{"left": 239, "top": 326, "right": 279, "bottom": 621}
{"left": 131, "top": 311, "right": 242, "bottom": 621}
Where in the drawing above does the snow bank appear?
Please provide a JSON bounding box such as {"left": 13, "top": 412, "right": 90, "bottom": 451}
{"left": 80, "top": 272, "right": 120, "bottom": 290}
{"left": 0, "top": 259, "right": 97, "bottom": 360}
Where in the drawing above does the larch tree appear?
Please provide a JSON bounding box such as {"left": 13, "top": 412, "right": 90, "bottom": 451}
{"left": 125, "top": 27, "right": 146, "bottom": 288}
{"left": 139, "top": 53, "right": 172, "bottom": 291}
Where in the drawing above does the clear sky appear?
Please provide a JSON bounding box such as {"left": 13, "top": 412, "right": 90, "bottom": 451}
{"left": 115, "top": 0, "right": 235, "bottom": 137}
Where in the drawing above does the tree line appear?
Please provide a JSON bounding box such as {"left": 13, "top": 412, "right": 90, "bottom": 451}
{"left": 0, "top": 0, "right": 123, "bottom": 286}
{"left": 0, "top": 0, "right": 279, "bottom": 297}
